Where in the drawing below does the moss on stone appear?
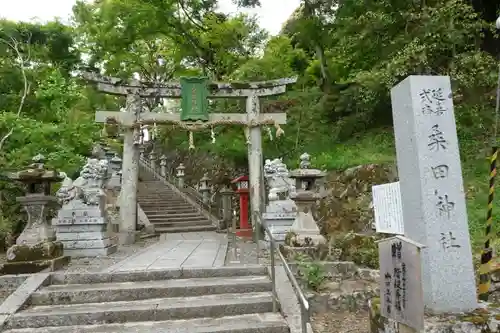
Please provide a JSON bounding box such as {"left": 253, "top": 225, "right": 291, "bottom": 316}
{"left": 462, "top": 315, "right": 488, "bottom": 325}
{"left": 369, "top": 297, "right": 385, "bottom": 333}
{"left": 7, "top": 241, "right": 64, "bottom": 262}
{"left": 329, "top": 232, "right": 380, "bottom": 268}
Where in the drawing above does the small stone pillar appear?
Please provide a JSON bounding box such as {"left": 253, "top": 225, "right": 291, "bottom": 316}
{"left": 176, "top": 163, "right": 185, "bottom": 188}
{"left": 287, "top": 153, "right": 326, "bottom": 245}
{"left": 160, "top": 154, "right": 167, "bottom": 178}
{"left": 220, "top": 185, "right": 234, "bottom": 230}
{"left": 1, "top": 154, "right": 70, "bottom": 274}
{"left": 199, "top": 173, "right": 211, "bottom": 205}
{"left": 231, "top": 175, "right": 252, "bottom": 237}
{"left": 149, "top": 151, "right": 157, "bottom": 173}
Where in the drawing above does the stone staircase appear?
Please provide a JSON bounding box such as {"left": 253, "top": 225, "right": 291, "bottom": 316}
{"left": 138, "top": 180, "right": 216, "bottom": 234}
{"left": 2, "top": 266, "right": 289, "bottom": 333}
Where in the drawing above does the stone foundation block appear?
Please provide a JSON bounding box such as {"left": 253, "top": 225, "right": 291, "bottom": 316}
{"left": 369, "top": 297, "right": 500, "bottom": 333}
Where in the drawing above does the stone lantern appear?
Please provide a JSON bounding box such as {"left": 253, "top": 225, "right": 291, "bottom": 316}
{"left": 108, "top": 154, "right": 122, "bottom": 189}
{"left": 219, "top": 185, "right": 234, "bottom": 231}
{"left": 231, "top": 175, "right": 251, "bottom": 237}
{"left": 176, "top": 163, "right": 185, "bottom": 188}
{"left": 199, "top": 173, "right": 211, "bottom": 204}
{"left": 160, "top": 154, "right": 167, "bottom": 178}
{"left": 139, "top": 145, "right": 146, "bottom": 160}
{"left": 1, "top": 154, "right": 70, "bottom": 274}
{"left": 149, "top": 150, "right": 157, "bottom": 172}
{"left": 288, "top": 153, "right": 326, "bottom": 245}
{"left": 103, "top": 146, "right": 115, "bottom": 162}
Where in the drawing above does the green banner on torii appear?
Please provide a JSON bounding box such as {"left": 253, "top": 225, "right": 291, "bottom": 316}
{"left": 180, "top": 76, "right": 209, "bottom": 122}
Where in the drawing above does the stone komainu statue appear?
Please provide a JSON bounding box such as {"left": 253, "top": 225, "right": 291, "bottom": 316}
{"left": 56, "top": 158, "right": 109, "bottom": 206}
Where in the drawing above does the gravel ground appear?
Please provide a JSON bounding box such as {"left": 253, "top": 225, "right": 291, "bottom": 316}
{"left": 312, "top": 311, "right": 369, "bottom": 333}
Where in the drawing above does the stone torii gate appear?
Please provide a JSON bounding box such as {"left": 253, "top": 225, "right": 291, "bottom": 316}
{"left": 84, "top": 73, "right": 296, "bottom": 244}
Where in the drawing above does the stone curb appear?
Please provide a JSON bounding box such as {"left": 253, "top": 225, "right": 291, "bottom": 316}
{"left": 0, "top": 273, "right": 50, "bottom": 329}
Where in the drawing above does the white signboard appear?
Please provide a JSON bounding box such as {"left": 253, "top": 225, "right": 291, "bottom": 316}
{"left": 372, "top": 182, "right": 404, "bottom": 235}
{"left": 379, "top": 236, "right": 425, "bottom": 331}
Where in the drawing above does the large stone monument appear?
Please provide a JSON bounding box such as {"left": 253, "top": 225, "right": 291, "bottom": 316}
{"left": 53, "top": 158, "right": 117, "bottom": 257}
{"left": 1, "top": 154, "right": 70, "bottom": 274}
{"left": 390, "top": 75, "right": 477, "bottom": 313}
{"left": 263, "top": 158, "right": 297, "bottom": 242}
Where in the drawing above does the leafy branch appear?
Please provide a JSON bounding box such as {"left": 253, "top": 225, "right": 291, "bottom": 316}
{"left": 0, "top": 33, "right": 32, "bottom": 152}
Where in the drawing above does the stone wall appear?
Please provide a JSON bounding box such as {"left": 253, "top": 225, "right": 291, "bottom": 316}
{"left": 316, "top": 164, "right": 397, "bottom": 235}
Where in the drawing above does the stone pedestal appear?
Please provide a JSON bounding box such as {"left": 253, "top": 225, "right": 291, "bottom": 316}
{"left": 3, "top": 196, "right": 70, "bottom": 274}
{"left": 2, "top": 241, "right": 69, "bottom": 274}
{"left": 54, "top": 158, "right": 117, "bottom": 257}
{"left": 54, "top": 203, "right": 117, "bottom": 257}
{"left": 1, "top": 155, "right": 70, "bottom": 274}
{"left": 290, "top": 191, "right": 325, "bottom": 245}
{"left": 263, "top": 158, "right": 297, "bottom": 242}
{"left": 263, "top": 210, "right": 296, "bottom": 242}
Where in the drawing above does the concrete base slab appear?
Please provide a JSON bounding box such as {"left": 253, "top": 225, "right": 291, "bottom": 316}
{"left": 63, "top": 245, "right": 117, "bottom": 258}
{"left": 0, "top": 256, "right": 70, "bottom": 275}
{"left": 60, "top": 238, "right": 113, "bottom": 249}
{"left": 105, "top": 232, "right": 228, "bottom": 272}
{"left": 117, "top": 232, "right": 139, "bottom": 245}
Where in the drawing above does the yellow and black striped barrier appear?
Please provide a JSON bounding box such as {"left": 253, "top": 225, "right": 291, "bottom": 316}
{"left": 479, "top": 146, "right": 498, "bottom": 301}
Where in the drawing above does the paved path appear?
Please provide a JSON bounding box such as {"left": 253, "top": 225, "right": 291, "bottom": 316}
{"left": 103, "top": 232, "right": 228, "bottom": 273}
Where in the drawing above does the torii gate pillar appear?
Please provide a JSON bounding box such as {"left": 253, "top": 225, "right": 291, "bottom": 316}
{"left": 118, "top": 94, "right": 141, "bottom": 244}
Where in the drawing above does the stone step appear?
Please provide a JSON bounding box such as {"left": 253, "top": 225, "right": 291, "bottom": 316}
{"left": 138, "top": 199, "right": 183, "bottom": 203}
{"left": 151, "top": 221, "right": 212, "bottom": 228}
{"left": 142, "top": 208, "right": 198, "bottom": 214}
{"left": 138, "top": 194, "right": 180, "bottom": 198}
{"left": 142, "top": 206, "right": 197, "bottom": 212}
{"left": 49, "top": 266, "right": 268, "bottom": 285}
{"left": 155, "top": 225, "right": 216, "bottom": 233}
{"left": 140, "top": 205, "right": 195, "bottom": 210}
{"left": 138, "top": 193, "right": 179, "bottom": 197}
{"left": 139, "top": 199, "right": 188, "bottom": 203}
{"left": 30, "top": 275, "right": 272, "bottom": 306}
{"left": 147, "top": 215, "right": 208, "bottom": 222}
{"left": 138, "top": 195, "right": 184, "bottom": 199}
{"left": 6, "top": 292, "right": 274, "bottom": 329}
{"left": 139, "top": 201, "right": 194, "bottom": 210}
{"left": 149, "top": 219, "right": 211, "bottom": 226}
{"left": 139, "top": 201, "right": 190, "bottom": 206}
{"left": 145, "top": 212, "right": 202, "bottom": 218}
{"left": 2, "top": 313, "right": 289, "bottom": 333}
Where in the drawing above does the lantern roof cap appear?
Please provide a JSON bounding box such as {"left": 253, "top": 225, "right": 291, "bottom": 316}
{"left": 231, "top": 175, "right": 248, "bottom": 183}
